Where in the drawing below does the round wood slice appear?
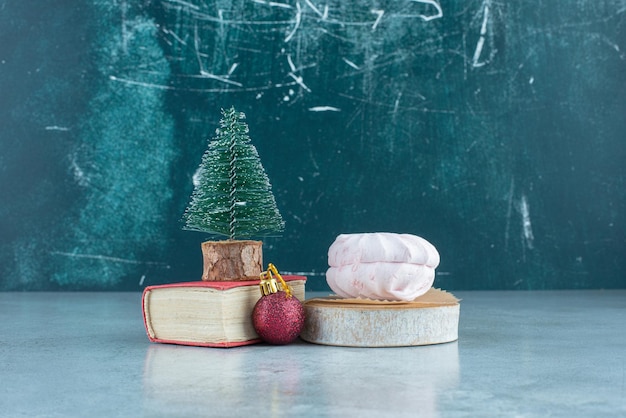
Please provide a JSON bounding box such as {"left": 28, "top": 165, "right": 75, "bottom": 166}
{"left": 301, "top": 288, "right": 460, "bottom": 347}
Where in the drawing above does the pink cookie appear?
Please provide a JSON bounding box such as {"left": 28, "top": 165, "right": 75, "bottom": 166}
{"left": 326, "top": 233, "right": 440, "bottom": 301}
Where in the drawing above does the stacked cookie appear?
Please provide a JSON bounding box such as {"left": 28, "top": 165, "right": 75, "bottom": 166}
{"left": 326, "top": 233, "right": 440, "bottom": 301}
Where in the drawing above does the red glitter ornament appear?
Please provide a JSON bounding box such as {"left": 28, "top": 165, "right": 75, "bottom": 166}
{"left": 253, "top": 291, "right": 305, "bottom": 344}
{"left": 252, "top": 264, "right": 305, "bottom": 345}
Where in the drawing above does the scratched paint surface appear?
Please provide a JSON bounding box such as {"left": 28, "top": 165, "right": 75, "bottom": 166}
{"left": 0, "top": 1, "right": 624, "bottom": 290}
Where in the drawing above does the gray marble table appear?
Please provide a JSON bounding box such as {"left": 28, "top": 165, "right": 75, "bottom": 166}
{"left": 1, "top": 290, "right": 625, "bottom": 417}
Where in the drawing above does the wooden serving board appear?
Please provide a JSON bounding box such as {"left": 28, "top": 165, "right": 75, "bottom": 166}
{"left": 300, "top": 288, "right": 460, "bottom": 347}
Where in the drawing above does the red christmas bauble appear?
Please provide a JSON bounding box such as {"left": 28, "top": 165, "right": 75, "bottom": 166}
{"left": 252, "top": 291, "right": 305, "bottom": 345}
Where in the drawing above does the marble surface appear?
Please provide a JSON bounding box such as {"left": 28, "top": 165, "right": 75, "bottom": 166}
{"left": 1, "top": 290, "right": 625, "bottom": 417}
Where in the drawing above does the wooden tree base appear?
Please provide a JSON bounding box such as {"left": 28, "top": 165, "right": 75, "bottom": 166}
{"left": 301, "top": 288, "right": 460, "bottom": 347}
{"left": 201, "top": 240, "right": 262, "bottom": 281}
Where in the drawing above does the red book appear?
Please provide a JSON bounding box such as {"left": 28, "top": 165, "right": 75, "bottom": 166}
{"left": 142, "top": 276, "right": 306, "bottom": 348}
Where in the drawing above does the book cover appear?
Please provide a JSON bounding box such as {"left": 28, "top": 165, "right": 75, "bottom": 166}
{"left": 142, "top": 276, "right": 306, "bottom": 348}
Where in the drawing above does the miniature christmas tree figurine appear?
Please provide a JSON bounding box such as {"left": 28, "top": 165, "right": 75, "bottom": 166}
{"left": 183, "top": 107, "right": 285, "bottom": 281}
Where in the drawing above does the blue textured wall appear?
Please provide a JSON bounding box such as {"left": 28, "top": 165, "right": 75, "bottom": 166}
{"left": 1, "top": 1, "right": 625, "bottom": 290}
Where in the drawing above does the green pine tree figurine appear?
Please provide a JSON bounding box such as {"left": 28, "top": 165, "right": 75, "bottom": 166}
{"left": 183, "top": 107, "right": 285, "bottom": 240}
